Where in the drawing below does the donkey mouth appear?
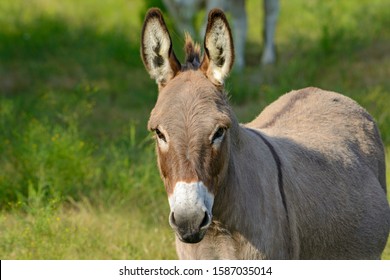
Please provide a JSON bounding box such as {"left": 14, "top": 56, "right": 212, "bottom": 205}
{"left": 176, "top": 229, "right": 207, "bottom": 243}
{"left": 170, "top": 211, "right": 212, "bottom": 243}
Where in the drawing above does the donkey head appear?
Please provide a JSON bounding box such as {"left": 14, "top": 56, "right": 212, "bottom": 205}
{"left": 141, "top": 8, "right": 236, "bottom": 243}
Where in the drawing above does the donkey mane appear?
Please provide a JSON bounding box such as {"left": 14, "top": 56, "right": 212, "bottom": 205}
{"left": 183, "top": 33, "right": 201, "bottom": 70}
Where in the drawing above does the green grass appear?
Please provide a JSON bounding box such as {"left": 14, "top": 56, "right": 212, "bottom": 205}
{"left": 0, "top": 0, "right": 389, "bottom": 259}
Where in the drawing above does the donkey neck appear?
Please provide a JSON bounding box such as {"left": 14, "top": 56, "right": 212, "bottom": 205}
{"left": 212, "top": 124, "right": 291, "bottom": 257}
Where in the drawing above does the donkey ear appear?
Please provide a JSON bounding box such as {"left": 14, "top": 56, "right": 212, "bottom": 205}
{"left": 141, "top": 8, "right": 181, "bottom": 88}
{"left": 200, "top": 9, "right": 234, "bottom": 86}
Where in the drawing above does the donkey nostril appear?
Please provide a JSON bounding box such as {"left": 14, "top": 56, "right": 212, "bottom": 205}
{"left": 169, "top": 212, "right": 178, "bottom": 228}
{"left": 199, "top": 212, "right": 210, "bottom": 229}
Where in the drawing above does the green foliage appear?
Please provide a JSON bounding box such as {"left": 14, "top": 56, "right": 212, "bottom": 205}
{"left": 0, "top": 202, "right": 175, "bottom": 259}
{"left": 0, "top": 0, "right": 389, "bottom": 259}
{"left": 0, "top": 88, "right": 96, "bottom": 207}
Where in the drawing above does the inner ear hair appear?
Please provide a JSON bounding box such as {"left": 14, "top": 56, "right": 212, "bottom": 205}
{"left": 201, "top": 9, "right": 235, "bottom": 86}
{"left": 141, "top": 8, "right": 180, "bottom": 87}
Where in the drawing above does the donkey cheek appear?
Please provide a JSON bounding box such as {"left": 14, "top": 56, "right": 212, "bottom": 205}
{"left": 157, "top": 154, "right": 175, "bottom": 194}
{"left": 157, "top": 149, "right": 170, "bottom": 176}
{"left": 157, "top": 158, "right": 168, "bottom": 179}
{"left": 211, "top": 147, "right": 227, "bottom": 176}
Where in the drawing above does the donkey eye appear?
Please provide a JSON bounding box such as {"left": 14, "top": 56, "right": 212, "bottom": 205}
{"left": 211, "top": 127, "right": 225, "bottom": 144}
{"left": 155, "top": 128, "right": 166, "bottom": 142}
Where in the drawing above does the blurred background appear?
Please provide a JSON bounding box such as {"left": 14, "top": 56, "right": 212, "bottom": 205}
{"left": 0, "top": 0, "right": 389, "bottom": 259}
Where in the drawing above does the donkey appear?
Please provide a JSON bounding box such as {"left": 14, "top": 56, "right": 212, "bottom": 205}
{"left": 141, "top": 8, "right": 390, "bottom": 259}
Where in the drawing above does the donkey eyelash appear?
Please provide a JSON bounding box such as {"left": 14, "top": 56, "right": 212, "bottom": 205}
{"left": 211, "top": 127, "right": 226, "bottom": 144}
{"left": 154, "top": 128, "right": 167, "bottom": 143}
{"left": 155, "top": 129, "right": 166, "bottom": 141}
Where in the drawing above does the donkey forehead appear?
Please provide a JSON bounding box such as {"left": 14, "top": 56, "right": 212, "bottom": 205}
{"left": 149, "top": 71, "right": 231, "bottom": 130}
{"left": 162, "top": 70, "right": 216, "bottom": 99}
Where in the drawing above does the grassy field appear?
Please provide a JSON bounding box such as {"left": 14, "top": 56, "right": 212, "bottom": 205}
{"left": 0, "top": 0, "right": 389, "bottom": 259}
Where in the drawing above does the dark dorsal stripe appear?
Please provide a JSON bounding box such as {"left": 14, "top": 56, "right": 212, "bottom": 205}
{"left": 247, "top": 128, "right": 292, "bottom": 258}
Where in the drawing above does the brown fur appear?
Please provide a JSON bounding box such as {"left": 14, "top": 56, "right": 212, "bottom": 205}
{"left": 141, "top": 8, "right": 390, "bottom": 259}
{"left": 148, "top": 70, "right": 234, "bottom": 195}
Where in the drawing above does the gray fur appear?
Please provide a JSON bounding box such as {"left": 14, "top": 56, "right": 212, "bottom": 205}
{"left": 177, "top": 88, "right": 390, "bottom": 259}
